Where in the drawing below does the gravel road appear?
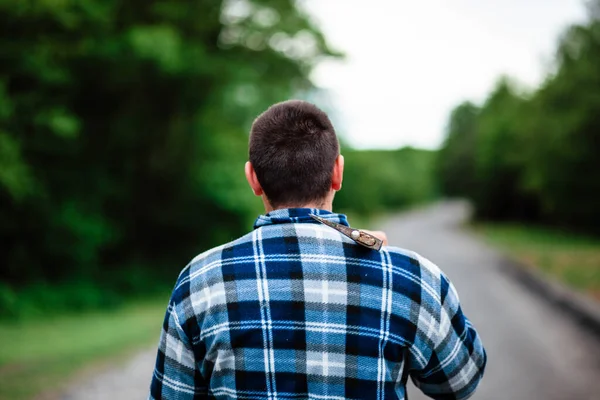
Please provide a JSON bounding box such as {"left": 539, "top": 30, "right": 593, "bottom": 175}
{"left": 63, "top": 201, "right": 600, "bottom": 400}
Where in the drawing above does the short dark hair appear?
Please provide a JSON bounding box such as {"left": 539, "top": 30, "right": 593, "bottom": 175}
{"left": 249, "top": 100, "right": 339, "bottom": 208}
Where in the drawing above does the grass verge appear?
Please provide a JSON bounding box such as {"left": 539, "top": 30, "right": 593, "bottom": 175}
{"left": 473, "top": 223, "right": 600, "bottom": 301}
{"left": 0, "top": 297, "right": 168, "bottom": 400}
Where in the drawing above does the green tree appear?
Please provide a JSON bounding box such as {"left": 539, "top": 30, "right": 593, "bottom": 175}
{"left": 472, "top": 78, "right": 539, "bottom": 221}
{"left": 522, "top": 16, "right": 600, "bottom": 232}
{"left": 436, "top": 101, "right": 479, "bottom": 198}
{"left": 0, "top": 0, "right": 338, "bottom": 314}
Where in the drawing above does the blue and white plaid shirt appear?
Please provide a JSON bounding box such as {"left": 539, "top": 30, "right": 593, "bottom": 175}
{"left": 149, "top": 208, "right": 486, "bottom": 400}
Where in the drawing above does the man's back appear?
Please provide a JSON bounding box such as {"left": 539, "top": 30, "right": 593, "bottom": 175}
{"left": 150, "top": 209, "right": 486, "bottom": 399}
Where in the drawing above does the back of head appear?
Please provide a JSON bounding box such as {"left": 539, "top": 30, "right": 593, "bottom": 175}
{"left": 249, "top": 100, "right": 339, "bottom": 208}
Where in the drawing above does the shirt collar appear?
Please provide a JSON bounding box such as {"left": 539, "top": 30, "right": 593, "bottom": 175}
{"left": 253, "top": 208, "right": 350, "bottom": 229}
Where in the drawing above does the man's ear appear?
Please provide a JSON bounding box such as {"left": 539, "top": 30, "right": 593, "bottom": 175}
{"left": 331, "top": 154, "right": 344, "bottom": 191}
{"left": 245, "top": 161, "right": 264, "bottom": 196}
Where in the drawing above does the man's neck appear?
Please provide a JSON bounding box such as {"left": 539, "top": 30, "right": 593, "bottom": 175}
{"left": 263, "top": 200, "right": 333, "bottom": 214}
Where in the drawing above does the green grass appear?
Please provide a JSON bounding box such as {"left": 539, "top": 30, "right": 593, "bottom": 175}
{"left": 473, "top": 223, "right": 600, "bottom": 300}
{"left": 0, "top": 297, "right": 168, "bottom": 399}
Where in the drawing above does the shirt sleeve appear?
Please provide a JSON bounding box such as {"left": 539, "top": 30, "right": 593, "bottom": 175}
{"left": 409, "top": 257, "right": 487, "bottom": 400}
{"left": 149, "top": 301, "right": 208, "bottom": 399}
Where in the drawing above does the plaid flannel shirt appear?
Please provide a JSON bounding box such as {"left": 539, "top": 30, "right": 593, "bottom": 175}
{"left": 149, "top": 208, "right": 486, "bottom": 400}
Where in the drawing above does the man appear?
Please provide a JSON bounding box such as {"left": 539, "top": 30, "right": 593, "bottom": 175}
{"left": 149, "top": 100, "right": 486, "bottom": 399}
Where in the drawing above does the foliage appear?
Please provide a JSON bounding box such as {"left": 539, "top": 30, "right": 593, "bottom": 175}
{"left": 436, "top": 102, "right": 479, "bottom": 198}
{"left": 522, "top": 18, "right": 600, "bottom": 231}
{"left": 0, "top": 0, "right": 339, "bottom": 316}
{"left": 438, "top": 5, "right": 600, "bottom": 234}
{"left": 335, "top": 147, "right": 437, "bottom": 217}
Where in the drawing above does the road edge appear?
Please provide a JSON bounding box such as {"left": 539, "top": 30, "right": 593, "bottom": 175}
{"left": 502, "top": 258, "right": 600, "bottom": 336}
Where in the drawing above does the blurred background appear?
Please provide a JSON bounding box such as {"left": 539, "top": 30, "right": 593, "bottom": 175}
{"left": 0, "top": 0, "right": 599, "bottom": 398}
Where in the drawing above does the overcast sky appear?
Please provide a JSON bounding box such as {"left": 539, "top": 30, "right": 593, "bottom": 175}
{"left": 302, "top": 0, "right": 588, "bottom": 149}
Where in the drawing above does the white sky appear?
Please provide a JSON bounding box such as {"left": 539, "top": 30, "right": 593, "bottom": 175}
{"left": 303, "top": 0, "right": 588, "bottom": 149}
